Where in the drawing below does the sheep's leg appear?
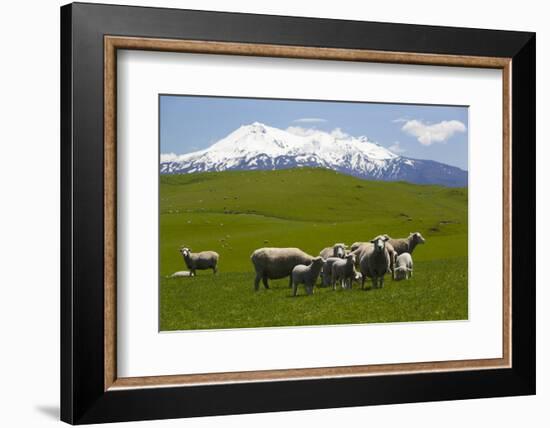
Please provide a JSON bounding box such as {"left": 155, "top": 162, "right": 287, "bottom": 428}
{"left": 288, "top": 276, "right": 293, "bottom": 288}
{"left": 263, "top": 275, "right": 270, "bottom": 290}
{"left": 306, "top": 284, "right": 313, "bottom": 296}
{"left": 380, "top": 277, "right": 385, "bottom": 289}
{"left": 213, "top": 265, "right": 218, "bottom": 275}
{"left": 361, "top": 275, "right": 365, "bottom": 289}
{"left": 254, "top": 273, "right": 261, "bottom": 291}
{"left": 191, "top": 269, "right": 196, "bottom": 277}
{"left": 292, "top": 281, "right": 298, "bottom": 297}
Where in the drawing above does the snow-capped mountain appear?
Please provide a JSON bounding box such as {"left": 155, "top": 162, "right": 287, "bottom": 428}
{"left": 160, "top": 122, "right": 467, "bottom": 187}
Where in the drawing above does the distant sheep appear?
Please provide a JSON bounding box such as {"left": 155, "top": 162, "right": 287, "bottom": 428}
{"left": 251, "top": 247, "right": 314, "bottom": 291}
{"left": 291, "top": 257, "right": 325, "bottom": 296}
{"left": 387, "top": 232, "right": 426, "bottom": 256}
{"left": 394, "top": 252, "right": 413, "bottom": 281}
{"left": 179, "top": 247, "right": 219, "bottom": 276}
{"left": 331, "top": 253, "right": 357, "bottom": 290}
{"left": 169, "top": 271, "right": 192, "bottom": 278}
{"left": 359, "top": 236, "right": 391, "bottom": 289}
{"left": 319, "top": 243, "right": 346, "bottom": 259}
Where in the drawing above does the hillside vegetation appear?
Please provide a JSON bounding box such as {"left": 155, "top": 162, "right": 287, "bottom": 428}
{"left": 160, "top": 168, "right": 468, "bottom": 330}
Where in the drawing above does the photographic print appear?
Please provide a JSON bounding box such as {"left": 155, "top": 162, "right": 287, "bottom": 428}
{"left": 159, "top": 95, "right": 468, "bottom": 331}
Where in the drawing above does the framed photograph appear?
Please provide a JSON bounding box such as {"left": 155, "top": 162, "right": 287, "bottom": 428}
{"left": 61, "top": 2, "right": 535, "bottom": 424}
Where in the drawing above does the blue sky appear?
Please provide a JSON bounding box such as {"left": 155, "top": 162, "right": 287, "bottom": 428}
{"left": 160, "top": 95, "right": 469, "bottom": 170}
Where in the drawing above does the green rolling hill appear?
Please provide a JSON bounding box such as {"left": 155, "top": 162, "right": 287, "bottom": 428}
{"left": 159, "top": 168, "right": 468, "bottom": 331}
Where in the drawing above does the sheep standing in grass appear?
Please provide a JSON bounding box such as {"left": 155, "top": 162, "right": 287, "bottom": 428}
{"left": 321, "top": 257, "right": 342, "bottom": 287}
{"left": 319, "top": 243, "right": 346, "bottom": 259}
{"left": 251, "top": 247, "right": 314, "bottom": 291}
{"left": 352, "top": 235, "right": 397, "bottom": 277}
{"left": 179, "top": 247, "right": 219, "bottom": 276}
{"left": 331, "top": 253, "right": 357, "bottom": 290}
{"left": 393, "top": 252, "right": 413, "bottom": 281}
{"left": 359, "top": 236, "right": 391, "bottom": 289}
{"left": 291, "top": 257, "right": 325, "bottom": 296}
{"left": 387, "top": 232, "right": 426, "bottom": 256}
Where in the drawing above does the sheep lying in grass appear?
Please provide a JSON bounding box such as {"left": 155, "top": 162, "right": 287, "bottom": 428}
{"left": 321, "top": 257, "right": 342, "bottom": 287}
{"left": 291, "top": 257, "right": 325, "bottom": 296}
{"left": 251, "top": 247, "right": 314, "bottom": 291}
{"left": 387, "top": 232, "right": 425, "bottom": 255}
{"left": 393, "top": 252, "right": 413, "bottom": 281}
{"left": 319, "top": 243, "right": 346, "bottom": 259}
{"left": 169, "top": 271, "right": 192, "bottom": 278}
{"left": 331, "top": 253, "right": 357, "bottom": 290}
{"left": 180, "top": 247, "right": 219, "bottom": 276}
{"left": 359, "top": 236, "right": 391, "bottom": 289}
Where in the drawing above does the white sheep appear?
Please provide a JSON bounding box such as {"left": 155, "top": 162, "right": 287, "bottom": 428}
{"left": 321, "top": 257, "right": 342, "bottom": 287}
{"left": 331, "top": 253, "right": 357, "bottom": 290}
{"left": 179, "top": 247, "right": 219, "bottom": 276}
{"left": 352, "top": 235, "right": 397, "bottom": 277}
{"left": 393, "top": 252, "right": 413, "bottom": 281}
{"left": 319, "top": 243, "right": 347, "bottom": 259}
{"left": 387, "top": 232, "right": 426, "bottom": 255}
{"left": 169, "top": 271, "right": 192, "bottom": 278}
{"left": 251, "top": 247, "right": 314, "bottom": 291}
{"left": 359, "top": 236, "right": 391, "bottom": 289}
{"left": 291, "top": 257, "right": 325, "bottom": 296}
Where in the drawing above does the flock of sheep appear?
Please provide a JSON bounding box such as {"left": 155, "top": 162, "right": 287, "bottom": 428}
{"left": 175, "top": 232, "right": 426, "bottom": 297}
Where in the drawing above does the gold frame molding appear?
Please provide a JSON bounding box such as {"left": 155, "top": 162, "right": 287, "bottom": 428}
{"left": 104, "top": 36, "right": 512, "bottom": 391}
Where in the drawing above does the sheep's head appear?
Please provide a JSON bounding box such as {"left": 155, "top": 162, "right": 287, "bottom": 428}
{"left": 393, "top": 266, "right": 409, "bottom": 281}
{"left": 410, "top": 232, "right": 426, "bottom": 245}
{"left": 180, "top": 247, "right": 191, "bottom": 258}
{"left": 333, "top": 243, "right": 347, "bottom": 258}
{"left": 370, "top": 235, "right": 388, "bottom": 252}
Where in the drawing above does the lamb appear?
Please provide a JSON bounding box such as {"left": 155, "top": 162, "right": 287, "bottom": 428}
{"left": 387, "top": 232, "right": 426, "bottom": 256}
{"left": 319, "top": 243, "right": 346, "bottom": 259}
{"left": 321, "top": 257, "right": 342, "bottom": 287}
{"left": 359, "top": 236, "right": 391, "bottom": 289}
{"left": 179, "top": 247, "right": 219, "bottom": 276}
{"left": 291, "top": 257, "right": 325, "bottom": 296}
{"left": 331, "top": 253, "right": 357, "bottom": 290}
{"left": 393, "top": 252, "right": 413, "bottom": 281}
{"left": 251, "top": 247, "right": 314, "bottom": 291}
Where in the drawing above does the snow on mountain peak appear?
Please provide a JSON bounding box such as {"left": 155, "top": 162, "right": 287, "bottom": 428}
{"left": 160, "top": 123, "right": 468, "bottom": 187}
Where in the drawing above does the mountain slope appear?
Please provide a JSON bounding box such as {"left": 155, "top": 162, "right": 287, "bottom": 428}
{"left": 161, "top": 122, "right": 467, "bottom": 187}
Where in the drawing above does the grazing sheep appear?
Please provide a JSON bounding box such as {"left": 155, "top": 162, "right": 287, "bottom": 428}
{"left": 319, "top": 243, "right": 346, "bottom": 259}
{"left": 179, "top": 247, "right": 219, "bottom": 276}
{"left": 387, "top": 232, "right": 426, "bottom": 255}
{"left": 291, "top": 257, "right": 325, "bottom": 296}
{"left": 321, "top": 257, "right": 342, "bottom": 287}
{"left": 359, "top": 236, "right": 391, "bottom": 289}
{"left": 331, "top": 253, "right": 357, "bottom": 290}
{"left": 394, "top": 252, "right": 413, "bottom": 281}
{"left": 251, "top": 247, "right": 314, "bottom": 291}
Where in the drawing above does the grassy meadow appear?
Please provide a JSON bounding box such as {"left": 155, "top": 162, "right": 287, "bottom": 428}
{"left": 159, "top": 168, "right": 468, "bottom": 331}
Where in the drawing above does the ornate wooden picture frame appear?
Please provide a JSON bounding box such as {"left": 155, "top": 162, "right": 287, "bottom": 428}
{"left": 61, "top": 2, "right": 535, "bottom": 424}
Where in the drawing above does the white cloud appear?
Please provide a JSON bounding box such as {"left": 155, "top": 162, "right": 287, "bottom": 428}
{"left": 330, "top": 128, "right": 349, "bottom": 139}
{"left": 160, "top": 152, "right": 180, "bottom": 162}
{"left": 286, "top": 126, "right": 318, "bottom": 137}
{"left": 401, "top": 119, "right": 466, "bottom": 146}
{"left": 292, "top": 117, "right": 327, "bottom": 123}
{"left": 388, "top": 142, "right": 406, "bottom": 154}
